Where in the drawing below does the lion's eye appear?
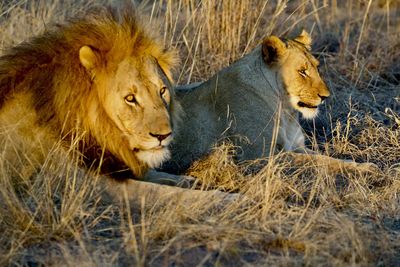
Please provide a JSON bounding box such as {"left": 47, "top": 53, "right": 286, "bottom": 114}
{"left": 298, "top": 68, "right": 308, "bottom": 77}
{"left": 125, "top": 94, "right": 137, "bottom": 104}
{"left": 160, "top": 86, "right": 167, "bottom": 96}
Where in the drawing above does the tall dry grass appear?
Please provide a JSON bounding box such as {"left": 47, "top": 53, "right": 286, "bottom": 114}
{"left": 0, "top": 0, "right": 399, "bottom": 266}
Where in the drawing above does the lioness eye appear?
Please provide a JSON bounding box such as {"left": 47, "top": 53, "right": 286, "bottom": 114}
{"left": 125, "top": 94, "right": 137, "bottom": 104}
{"left": 160, "top": 86, "right": 167, "bottom": 96}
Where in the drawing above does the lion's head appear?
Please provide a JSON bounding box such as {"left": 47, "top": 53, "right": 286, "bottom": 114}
{"left": 262, "top": 30, "right": 330, "bottom": 119}
{"left": 79, "top": 45, "right": 177, "bottom": 171}
{"left": 0, "top": 6, "right": 180, "bottom": 178}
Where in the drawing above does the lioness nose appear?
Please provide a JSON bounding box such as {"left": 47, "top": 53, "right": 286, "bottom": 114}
{"left": 150, "top": 132, "right": 172, "bottom": 142}
{"left": 318, "top": 94, "right": 328, "bottom": 101}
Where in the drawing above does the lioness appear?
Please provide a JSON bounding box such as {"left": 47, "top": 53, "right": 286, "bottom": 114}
{"left": 0, "top": 5, "right": 226, "bottom": 204}
{"left": 166, "top": 31, "right": 375, "bottom": 173}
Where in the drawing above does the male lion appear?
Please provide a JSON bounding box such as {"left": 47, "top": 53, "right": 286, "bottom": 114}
{"left": 0, "top": 6, "right": 224, "bottom": 203}
{"left": 166, "top": 31, "right": 376, "bottom": 174}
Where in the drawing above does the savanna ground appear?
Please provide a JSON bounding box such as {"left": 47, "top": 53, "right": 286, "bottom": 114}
{"left": 0, "top": 0, "right": 399, "bottom": 266}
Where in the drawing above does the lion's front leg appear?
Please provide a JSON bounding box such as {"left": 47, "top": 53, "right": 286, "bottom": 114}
{"left": 287, "top": 148, "right": 379, "bottom": 174}
{"left": 103, "top": 177, "right": 239, "bottom": 206}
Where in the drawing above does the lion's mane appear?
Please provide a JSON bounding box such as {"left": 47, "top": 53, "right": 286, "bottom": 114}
{"left": 0, "top": 6, "right": 179, "bottom": 178}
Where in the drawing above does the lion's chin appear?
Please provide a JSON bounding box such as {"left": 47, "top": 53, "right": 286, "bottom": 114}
{"left": 135, "top": 147, "right": 171, "bottom": 168}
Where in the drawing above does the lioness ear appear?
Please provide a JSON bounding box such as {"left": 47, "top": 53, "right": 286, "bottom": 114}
{"left": 262, "top": 36, "right": 287, "bottom": 65}
{"left": 294, "top": 30, "right": 312, "bottom": 49}
{"left": 79, "top": 45, "right": 98, "bottom": 71}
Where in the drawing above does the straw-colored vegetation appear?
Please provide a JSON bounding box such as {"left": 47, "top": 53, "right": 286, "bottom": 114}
{"left": 0, "top": 0, "right": 399, "bottom": 266}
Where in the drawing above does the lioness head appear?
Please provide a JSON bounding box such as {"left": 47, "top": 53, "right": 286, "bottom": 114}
{"left": 79, "top": 45, "right": 177, "bottom": 169}
{"left": 262, "top": 30, "right": 330, "bottom": 119}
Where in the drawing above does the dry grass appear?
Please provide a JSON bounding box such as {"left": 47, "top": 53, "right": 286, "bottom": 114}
{"left": 0, "top": 0, "right": 399, "bottom": 266}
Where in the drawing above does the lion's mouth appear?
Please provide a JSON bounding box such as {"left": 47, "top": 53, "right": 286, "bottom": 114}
{"left": 133, "top": 146, "right": 166, "bottom": 152}
{"left": 298, "top": 101, "right": 318, "bottom": 109}
{"left": 151, "top": 146, "right": 165, "bottom": 151}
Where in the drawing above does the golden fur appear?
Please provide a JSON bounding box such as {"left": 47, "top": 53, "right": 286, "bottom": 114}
{"left": 0, "top": 5, "right": 180, "bottom": 180}
{"left": 0, "top": 5, "right": 240, "bottom": 205}
{"left": 165, "top": 31, "right": 376, "bottom": 174}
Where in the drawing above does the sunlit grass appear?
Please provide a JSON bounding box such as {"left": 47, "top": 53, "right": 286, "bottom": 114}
{"left": 0, "top": 0, "right": 399, "bottom": 265}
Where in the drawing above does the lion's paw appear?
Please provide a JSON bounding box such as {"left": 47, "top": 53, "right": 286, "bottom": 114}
{"left": 357, "top": 162, "right": 381, "bottom": 173}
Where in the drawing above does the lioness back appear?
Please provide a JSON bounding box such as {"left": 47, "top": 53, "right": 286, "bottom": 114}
{"left": 166, "top": 31, "right": 330, "bottom": 173}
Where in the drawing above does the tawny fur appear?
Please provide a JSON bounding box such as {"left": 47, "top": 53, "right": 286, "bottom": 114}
{"left": 166, "top": 31, "right": 376, "bottom": 174}
{"left": 0, "top": 6, "right": 179, "bottom": 180}
{"left": 0, "top": 5, "right": 240, "bottom": 205}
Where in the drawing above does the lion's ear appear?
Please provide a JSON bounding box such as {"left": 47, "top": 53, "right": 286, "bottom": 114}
{"left": 294, "top": 30, "right": 312, "bottom": 49}
{"left": 262, "top": 36, "right": 287, "bottom": 65}
{"left": 79, "top": 46, "right": 99, "bottom": 71}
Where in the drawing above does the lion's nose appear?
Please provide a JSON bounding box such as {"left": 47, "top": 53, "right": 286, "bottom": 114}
{"left": 150, "top": 132, "right": 172, "bottom": 142}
